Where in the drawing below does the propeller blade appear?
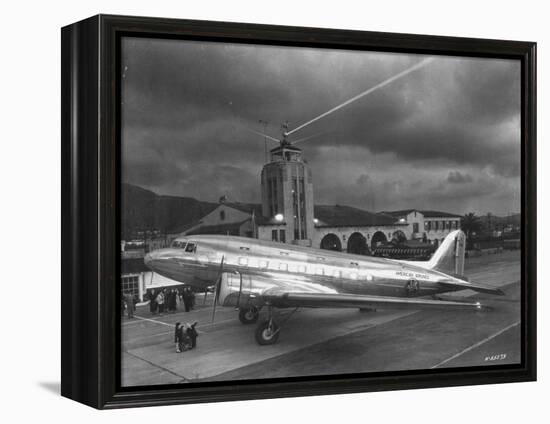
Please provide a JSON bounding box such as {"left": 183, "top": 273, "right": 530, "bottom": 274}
{"left": 211, "top": 255, "right": 225, "bottom": 322}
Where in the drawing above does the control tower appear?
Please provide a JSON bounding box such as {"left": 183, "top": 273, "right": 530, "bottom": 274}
{"left": 260, "top": 140, "right": 314, "bottom": 246}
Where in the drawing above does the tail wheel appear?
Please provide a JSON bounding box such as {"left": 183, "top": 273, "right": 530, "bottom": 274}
{"left": 239, "top": 306, "right": 259, "bottom": 324}
{"left": 255, "top": 320, "right": 280, "bottom": 345}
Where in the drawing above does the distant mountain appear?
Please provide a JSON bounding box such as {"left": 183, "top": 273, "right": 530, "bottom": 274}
{"left": 121, "top": 184, "right": 218, "bottom": 239}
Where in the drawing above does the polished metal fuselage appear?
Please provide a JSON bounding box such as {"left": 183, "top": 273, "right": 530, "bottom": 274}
{"left": 144, "top": 235, "right": 464, "bottom": 306}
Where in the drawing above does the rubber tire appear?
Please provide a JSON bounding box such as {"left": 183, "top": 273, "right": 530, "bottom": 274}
{"left": 239, "top": 307, "right": 259, "bottom": 324}
{"left": 359, "top": 308, "right": 376, "bottom": 313}
{"left": 255, "top": 320, "right": 280, "bottom": 345}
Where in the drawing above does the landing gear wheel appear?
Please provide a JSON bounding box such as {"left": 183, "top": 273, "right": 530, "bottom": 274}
{"left": 255, "top": 320, "right": 280, "bottom": 345}
{"left": 359, "top": 308, "right": 377, "bottom": 313}
{"left": 239, "top": 306, "right": 259, "bottom": 324}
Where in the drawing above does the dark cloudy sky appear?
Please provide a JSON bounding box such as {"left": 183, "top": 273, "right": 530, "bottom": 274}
{"left": 121, "top": 37, "right": 521, "bottom": 216}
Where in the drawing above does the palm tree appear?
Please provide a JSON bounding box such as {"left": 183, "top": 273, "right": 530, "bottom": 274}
{"left": 461, "top": 212, "right": 482, "bottom": 239}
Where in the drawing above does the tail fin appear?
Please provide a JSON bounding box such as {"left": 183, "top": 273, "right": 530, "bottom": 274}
{"left": 425, "top": 230, "right": 466, "bottom": 279}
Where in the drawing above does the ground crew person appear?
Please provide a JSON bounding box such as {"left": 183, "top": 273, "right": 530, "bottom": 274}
{"left": 124, "top": 291, "right": 135, "bottom": 319}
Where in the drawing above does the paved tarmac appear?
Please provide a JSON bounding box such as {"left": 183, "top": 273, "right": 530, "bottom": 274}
{"left": 121, "top": 250, "right": 521, "bottom": 386}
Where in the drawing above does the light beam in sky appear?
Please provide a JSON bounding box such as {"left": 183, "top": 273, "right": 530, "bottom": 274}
{"left": 286, "top": 57, "right": 434, "bottom": 137}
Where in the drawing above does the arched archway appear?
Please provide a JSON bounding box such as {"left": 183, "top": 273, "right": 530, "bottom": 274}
{"left": 392, "top": 230, "right": 407, "bottom": 243}
{"left": 371, "top": 231, "right": 387, "bottom": 250}
{"left": 347, "top": 232, "right": 370, "bottom": 255}
{"left": 320, "top": 233, "right": 342, "bottom": 251}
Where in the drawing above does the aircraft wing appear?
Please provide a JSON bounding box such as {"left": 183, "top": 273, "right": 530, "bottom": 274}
{"left": 260, "top": 289, "right": 488, "bottom": 311}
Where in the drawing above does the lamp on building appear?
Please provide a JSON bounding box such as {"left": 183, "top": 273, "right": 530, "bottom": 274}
{"left": 274, "top": 213, "right": 284, "bottom": 222}
{"left": 313, "top": 218, "right": 319, "bottom": 224}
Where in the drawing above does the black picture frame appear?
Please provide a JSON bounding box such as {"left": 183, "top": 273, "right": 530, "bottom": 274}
{"left": 61, "top": 14, "right": 536, "bottom": 409}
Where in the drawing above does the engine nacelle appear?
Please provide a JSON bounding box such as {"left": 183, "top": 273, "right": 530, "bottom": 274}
{"left": 217, "top": 272, "right": 275, "bottom": 308}
{"left": 217, "top": 272, "right": 254, "bottom": 308}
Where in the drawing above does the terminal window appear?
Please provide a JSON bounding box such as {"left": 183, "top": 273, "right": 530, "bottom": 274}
{"left": 122, "top": 275, "right": 139, "bottom": 297}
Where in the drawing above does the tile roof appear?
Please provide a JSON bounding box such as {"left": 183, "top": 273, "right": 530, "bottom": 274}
{"left": 382, "top": 209, "right": 417, "bottom": 217}
{"left": 186, "top": 219, "right": 250, "bottom": 236}
{"left": 223, "top": 203, "right": 287, "bottom": 225}
{"left": 313, "top": 205, "right": 399, "bottom": 227}
{"left": 420, "top": 210, "right": 462, "bottom": 218}
{"left": 223, "top": 202, "right": 262, "bottom": 215}
{"left": 382, "top": 209, "right": 461, "bottom": 218}
{"left": 169, "top": 219, "right": 203, "bottom": 235}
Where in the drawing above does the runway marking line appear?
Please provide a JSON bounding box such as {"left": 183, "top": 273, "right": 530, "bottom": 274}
{"left": 124, "top": 350, "right": 188, "bottom": 383}
{"left": 132, "top": 315, "right": 174, "bottom": 327}
{"left": 431, "top": 321, "right": 520, "bottom": 369}
{"left": 124, "top": 330, "right": 172, "bottom": 344}
{"left": 129, "top": 314, "right": 228, "bottom": 329}
{"left": 123, "top": 317, "right": 239, "bottom": 345}
{"left": 122, "top": 307, "right": 234, "bottom": 327}
{"left": 122, "top": 317, "right": 151, "bottom": 326}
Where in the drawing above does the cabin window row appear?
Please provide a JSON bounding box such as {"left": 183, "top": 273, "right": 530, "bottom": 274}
{"left": 235, "top": 257, "right": 372, "bottom": 280}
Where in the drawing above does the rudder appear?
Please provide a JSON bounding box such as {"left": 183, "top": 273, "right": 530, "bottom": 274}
{"left": 425, "top": 230, "right": 466, "bottom": 279}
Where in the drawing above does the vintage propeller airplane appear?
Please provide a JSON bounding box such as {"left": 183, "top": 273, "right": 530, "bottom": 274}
{"left": 144, "top": 230, "right": 504, "bottom": 345}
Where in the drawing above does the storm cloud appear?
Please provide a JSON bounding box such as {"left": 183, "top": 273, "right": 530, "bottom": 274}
{"left": 121, "top": 37, "right": 521, "bottom": 215}
{"left": 447, "top": 171, "right": 473, "bottom": 184}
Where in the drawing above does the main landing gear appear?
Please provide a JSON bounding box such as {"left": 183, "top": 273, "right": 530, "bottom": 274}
{"left": 254, "top": 305, "right": 280, "bottom": 345}
{"left": 238, "top": 306, "right": 259, "bottom": 324}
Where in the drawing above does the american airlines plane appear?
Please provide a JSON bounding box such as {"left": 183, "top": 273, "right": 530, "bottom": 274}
{"left": 144, "top": 230, "right": 503, "bottom": 345}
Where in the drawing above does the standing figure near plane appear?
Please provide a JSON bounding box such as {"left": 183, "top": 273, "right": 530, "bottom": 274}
{"left": 186, "top": 322, "right": 199, "bottom": 349}
{"left": 183, "top": 288, "right": 192, "bottom": 312}
{"left": 148, "top": 290, "right": 157, "bottom": 315}
{"left": 166, "top": 289, "right": 174, "bottom": 312}
{"left": 174, "top": 322, "right": 185, "bottom": 353}
{"left": 172, "top": 289, "right": 179, "bottom": 312}
{"left": 156, "top": 290, "right": 165, "bottom": 315}
{"left": 124, "top": 291, "right": 135, "bottom": 319}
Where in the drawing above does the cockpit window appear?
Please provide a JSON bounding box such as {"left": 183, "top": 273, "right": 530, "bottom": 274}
{"left": 171, "top": 240, "right": 187, "bottom": 249}
{"left": 185, "top": 242, "right": 196, "bottom": 253}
